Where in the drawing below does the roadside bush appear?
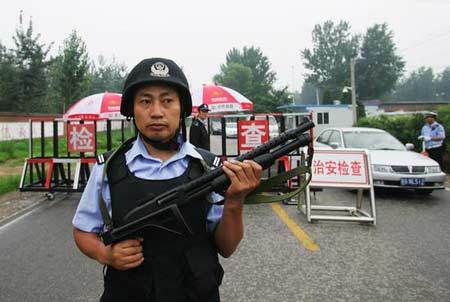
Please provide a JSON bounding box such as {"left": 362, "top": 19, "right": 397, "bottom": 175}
{"left": 436, "top": 105, "right": 450, "bottom": 153}
{"left": 356, "top": 114, "right": 424, "bottom": 151}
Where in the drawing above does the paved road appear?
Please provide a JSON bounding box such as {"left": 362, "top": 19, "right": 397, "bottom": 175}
{"left": 1, "top": 188, "right": 449, "bottom": 302}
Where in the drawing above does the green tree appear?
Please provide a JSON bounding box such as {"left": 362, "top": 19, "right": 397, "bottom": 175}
{"left": 391, "top": 67, "right": 435, "bottom": 101}
{"left": 299, "top": 82, "right": 318, "bottom": 104}
{"left": 213, "top": 62, "right": 253, "bottom": 95}
{"left": 302, "top": 20, "right": 360, "bottom": 102}
{"left": 0, "top": 43, "right": 20, "bottom": 111}
{"left": 436, "top": 67, "right": 450, "bottom": 100}
{"left": 12, "top": 14, "right": 52, "bottom": 113}
{"left": 47, "top": 30, "right": 90, "bottom": 113}
{"left": 87, "top": 56, "right": 127, "bottom": 94}
{"left": 357, "top": 23, "right": 405, "bottom": 99}
{"left": 214, "top": 46, "right": 289, "bottom": 112}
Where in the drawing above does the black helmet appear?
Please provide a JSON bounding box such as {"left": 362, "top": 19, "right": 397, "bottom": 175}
{"left": 121, "top": 58, "right": 192, "bottom": 118}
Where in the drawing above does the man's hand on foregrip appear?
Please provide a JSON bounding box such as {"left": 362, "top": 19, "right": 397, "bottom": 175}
{"left": 222, "top": 159, "right": 262, "bottom": 207}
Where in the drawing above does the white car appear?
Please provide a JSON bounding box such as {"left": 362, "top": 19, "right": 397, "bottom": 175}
{"left": 226, "top": 121, "right": 238, "bottom": 138}
{"left": 314, "top": 127, "right": 446, "bottom": 194}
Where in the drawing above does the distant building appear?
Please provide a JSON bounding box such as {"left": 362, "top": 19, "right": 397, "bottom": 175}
{"left": 277, "top": 104, "right": 353, "bottom": 135}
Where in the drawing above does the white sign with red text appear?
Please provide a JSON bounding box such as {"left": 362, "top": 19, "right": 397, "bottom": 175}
{"left": 310, "top": 149, "right": 370, "bottom": 188}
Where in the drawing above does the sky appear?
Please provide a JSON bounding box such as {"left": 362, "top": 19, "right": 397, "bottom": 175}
{"left": 1, "top": 0, "right": 450, "bottom": 93}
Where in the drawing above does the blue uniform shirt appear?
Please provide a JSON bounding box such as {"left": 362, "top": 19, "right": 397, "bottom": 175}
{"left": 72, "top": 135, "right": 224, "bottom": 234}
{"left": 421, "top": 122, "right": 446, "bottom": 149}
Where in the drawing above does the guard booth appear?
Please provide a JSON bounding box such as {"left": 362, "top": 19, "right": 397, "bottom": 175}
{"left": 19, "top": 117, "right": 134, "bottom": 199}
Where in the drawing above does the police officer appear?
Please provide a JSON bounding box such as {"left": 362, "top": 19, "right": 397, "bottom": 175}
{"left": 419, "top": 112, "right": 446, "bottom": 169}
{"left": 72, "top": 58, "right": 262, "bottom": 302}
{"left": 189, "top": 104, "right": 210, "bottom": 150}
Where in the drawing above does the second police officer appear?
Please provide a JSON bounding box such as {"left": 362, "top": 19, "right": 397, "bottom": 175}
{"left": 189, "top": 103, "right": 211, "bottom": 150}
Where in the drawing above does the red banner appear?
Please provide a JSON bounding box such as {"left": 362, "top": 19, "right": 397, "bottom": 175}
{"left": 67, "top": 124, "right": 95, "bottom": 153}
{"left": 238, "top": 120, "right": 269, "bottom": 152}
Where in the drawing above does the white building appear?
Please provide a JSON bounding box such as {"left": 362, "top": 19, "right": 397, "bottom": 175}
{"left": 278, "top": 104, "right": 354, "bottom": 136}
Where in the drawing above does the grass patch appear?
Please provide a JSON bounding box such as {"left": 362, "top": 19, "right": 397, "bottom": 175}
{"left": 0, "top": 174, "right": 21, "bottom": 196}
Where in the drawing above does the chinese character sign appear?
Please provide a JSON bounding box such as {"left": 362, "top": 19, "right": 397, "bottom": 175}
{"left": 68, "top": 124, "right": 95, "bottom": 152}
{"left": 238, "top": 120, "right": 269, "bottom": 151}
{"left": 311, "top": 149, "right": 369, "bottom": 186}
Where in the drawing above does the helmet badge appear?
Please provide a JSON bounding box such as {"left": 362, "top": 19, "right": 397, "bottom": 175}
{"left": 150, "top": 62, "right": 170, "bottom": 77}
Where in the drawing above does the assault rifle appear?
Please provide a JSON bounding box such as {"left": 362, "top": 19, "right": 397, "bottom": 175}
{"left": 101, "top": 117, "right": 315, "bottom": 245}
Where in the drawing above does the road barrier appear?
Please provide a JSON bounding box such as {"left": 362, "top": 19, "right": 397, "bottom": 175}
{"left": 19, "top": 113, "right": 313, "bottom": 199}
{"left": 298, "top": 148, "right": 376, "bottom": 225}
{"left": 19, "top": 118, "right": 134, "bottom": 199}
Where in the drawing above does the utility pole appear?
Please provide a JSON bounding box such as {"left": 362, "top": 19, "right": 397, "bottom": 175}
{"left": 350, "top": 58, "right": 357, "bottom": 125}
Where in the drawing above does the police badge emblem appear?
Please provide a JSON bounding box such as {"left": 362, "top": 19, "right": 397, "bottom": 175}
{"left": 150, "top": 62, "right": 170, "bottom": 77}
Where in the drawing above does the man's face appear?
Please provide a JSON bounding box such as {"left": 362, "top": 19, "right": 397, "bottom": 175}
{"left": 426, "top": 116, "right": 435, "bottom": 125}
{"left": 133, "top": 84, "right": 181, "bottom": 142}
{"left": 198, "top": 110, "right": 208, "bottom": 120}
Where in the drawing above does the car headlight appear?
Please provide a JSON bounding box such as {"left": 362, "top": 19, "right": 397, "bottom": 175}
{"left": 373, "top": 165, "right": 392, "bottom": 173}
{"left": 426, "top": 166, "right": 441, "bottom": 173}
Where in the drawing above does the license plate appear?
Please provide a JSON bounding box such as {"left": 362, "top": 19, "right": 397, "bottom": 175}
{"left": 400, "top": 178, "right": 424, "bottom": 186}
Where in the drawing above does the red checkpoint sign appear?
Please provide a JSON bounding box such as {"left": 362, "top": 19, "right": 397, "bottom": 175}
{"left": 238, "top": 120, "right": 269, "bottom": 152}
{"left": 67, "top": 124, "right": 95, "bottom": 152}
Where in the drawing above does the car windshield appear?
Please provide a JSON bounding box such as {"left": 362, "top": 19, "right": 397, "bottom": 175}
{"left": 343, "top": 131, "right": 405, "bottom": 150}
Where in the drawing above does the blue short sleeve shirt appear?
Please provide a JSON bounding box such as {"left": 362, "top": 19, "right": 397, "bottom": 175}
{"left": 72, "top": 135, "right": 224, "bottom": 234}
{"left": 421, "top": 122, "right": 446, "bottom": 149}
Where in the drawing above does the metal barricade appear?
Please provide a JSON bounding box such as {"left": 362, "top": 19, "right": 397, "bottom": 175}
{"left": 19, "top": 118, "right": 134, "bottom": 199}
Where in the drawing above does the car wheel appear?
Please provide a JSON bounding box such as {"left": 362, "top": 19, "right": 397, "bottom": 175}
{"left": 415, "top": 189, "right": 433, "bottom": 195}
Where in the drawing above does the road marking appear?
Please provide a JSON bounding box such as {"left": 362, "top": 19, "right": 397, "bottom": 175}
{"left": 445, "top": 188, "right": 450, "bottom": 191}
{"left": 270, "top": 203, "right": 320, "bottom": 252}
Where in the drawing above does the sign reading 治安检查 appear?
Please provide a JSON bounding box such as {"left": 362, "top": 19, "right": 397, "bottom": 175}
{"left": 67, "top": 124, "right": 95, "bottom": 153}
{"left": 238, "top": 120, "right": 269, "bottom": 152}
{"left": 311, "top": 149, "right": 370, "bottom": 187}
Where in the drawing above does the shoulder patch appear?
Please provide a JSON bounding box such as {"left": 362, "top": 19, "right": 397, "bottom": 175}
{"left": 195, "top": 148, "right": 222, "bottom": 168}
{"left": 96, "top": 150, "right": 115, "bottom": 165}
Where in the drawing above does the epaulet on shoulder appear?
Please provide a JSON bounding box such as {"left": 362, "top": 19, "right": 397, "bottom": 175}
{"left": 96, "top": 149, "right": 115, "bottom": 165}
{"left": 195, "top": 148, "right": 222, "bottom": 168}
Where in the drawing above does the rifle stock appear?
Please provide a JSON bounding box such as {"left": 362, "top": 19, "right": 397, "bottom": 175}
{"left": 101, "top": 118, "right": 314, "bottom": 245}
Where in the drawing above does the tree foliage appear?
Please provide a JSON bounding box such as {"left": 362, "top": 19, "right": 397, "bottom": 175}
{"left": 357, "top": 23, "right": 405, "bottom": 99}
{"left": 87, "top": 56, "right": 127, "bottom": 95}
{"left": 0, "top": 13, "right": 128, "bottom": 114}
{"left": 47, "top": 30, "right": 90, "bottom": 113}
{"left": 0, "top": 43, "right": 19, "bottom": 111}
{"left": 12, "top": 16, "right": 52, "bottom": 113}
{"left": 214, "top": 46, "right": 289, "bottom": 112}
{"left": 299, "top": 82, "right": 318, "bottom": 104}
{"left": 390, "top": 67, "right": 435, "bottom": 101}
{"left": 436, "top": 67, "right": 450, "bottom": 99}
{"left": 213, "top": 62, "right": 253, "bottom": 95}
{"left": 302, "top": 20, "right": 360, "bottom": 103}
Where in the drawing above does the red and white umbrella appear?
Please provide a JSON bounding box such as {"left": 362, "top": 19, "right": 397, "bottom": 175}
{"left": 63, "top": 92, "right": 123, "bottom": 120}
{"left": 191, "top": 84, "right": 253, "bottom": 114}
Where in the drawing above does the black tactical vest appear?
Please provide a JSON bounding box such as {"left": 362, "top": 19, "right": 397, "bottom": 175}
{"left": 100, "top": 143, "right": 223, "bottom": 302}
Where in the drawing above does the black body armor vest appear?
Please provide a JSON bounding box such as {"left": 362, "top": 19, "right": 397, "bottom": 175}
{"left": 100, "top": 143, "right": 223, "bottom": 302}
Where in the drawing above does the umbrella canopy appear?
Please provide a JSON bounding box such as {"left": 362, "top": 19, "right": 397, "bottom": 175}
{"left": 191, "top": 84, "right": 253, "bottom": 114}
{"left": 63, "top": 92, "right": 123, "bottom": 120}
